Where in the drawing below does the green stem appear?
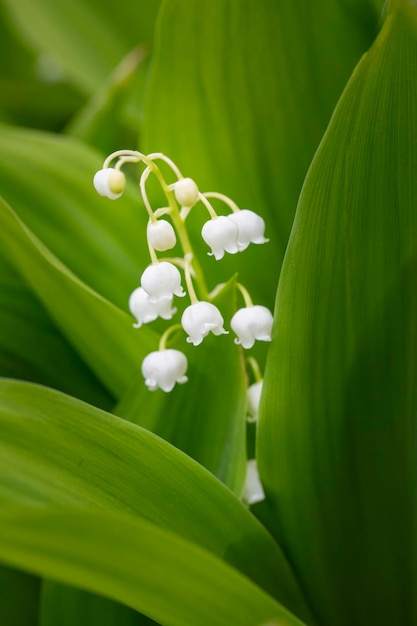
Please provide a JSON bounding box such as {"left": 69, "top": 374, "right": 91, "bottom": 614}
{"left": 236, "top": 282, "right": 254, "bottom": 308}
{"left": 184, "top": 254, "right": 199, "bottom": 305}
{"left": 203, "top": 191, "right": 240, "bottom": 214}
{"left": 159, "top": 324, "right": 183, "bottom": 350}
{"left": 247, "top": 356, "right": 263, "bottom": 383}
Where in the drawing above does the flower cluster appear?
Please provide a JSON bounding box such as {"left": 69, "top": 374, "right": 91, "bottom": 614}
{"left": 93, "top": 150, "right": 274, "bottom": 394}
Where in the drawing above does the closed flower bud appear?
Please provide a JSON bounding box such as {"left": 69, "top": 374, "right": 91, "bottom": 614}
{"left": 228, "top": 209, "right": 269, "bottom": 251}
{"left": 147, "top": 220, "right": 177, "bottom": 251}
{"left": 247, "top": 381, "right": 263, "bottom": 422}
{"left": 231, "top": 305, "right": 274, "bottom": 349}
{"left": 141, "top": 262, "right": 186, "bottom": 304}
{"left": 181, "top": 301, "right": 228, "bottom": 346}
{"left": 142, "top": 349, "right": 188, "bottom": 392}
{"left": 243, "top": 459, "right": 265, "bottom": 505}
{"left": 173, "top": 177, "right": 199, "bottom": 207}
{"left": 201, "top": 216, "right": 240, "bottom": 260}
{"left": 129, "top": 287, "right": 176, "bottom": 328}
{"left": 93, "top": 168, "right": 126, "bottom": 199}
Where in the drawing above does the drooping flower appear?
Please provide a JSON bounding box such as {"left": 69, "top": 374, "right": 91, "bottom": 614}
{"left": 173, "top": 177, "right": 199, "bottom": 207}
{"left": 147, "top": 220, "right": 177, "bottom": 252}
{"left": 243, "top": 459, "right": 265, "bottom": 505}
{"left": 93, "top": 168, "right": 126, "bottom": 199}
{"left": 181, "top": 301, "right": 228, "bottom": 346}
{"left": 231, "top": 305, "right": 274, "bottom": 349}
{"left": 129, "top": 287, "right": 176, "bottom": 328}
{"left": 201, "top": 216, "right": 240, "bottom": 260}
{"left": 246, "top": 380, "right": 263, "bottom": 422}
{"left": 228, "top": 209, "right": 269, "bottom": 251}
{"left": 141, "top": 349, "right": 188, "bottom": 392}
{"left": 141, "top": 262, "right": 186, "bottom": 304}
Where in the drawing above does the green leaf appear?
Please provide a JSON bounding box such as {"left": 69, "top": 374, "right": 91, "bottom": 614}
{"left": 116, "top": 278, "right": 247, "bottom": 494}
{"left": 65, "top": 47, "right": 149, "bottom": 154}
{"left": 40, "top": 581, "right": 153, "bottom": 626}
{"left": 0, "top": 124, "right": 149, "bottom": 310}
{"left": 258, "top": 4, "right": 417, "bottom": 625}
{"left": 0, "top": 565, "right": 40, "bottom": 626}
{"left": 0, "top": 507, "right": 305, "bottom": 626}
{"left": 0, "top": 196, "right": 157, "bottom": 397}
{"left": 1, "top": 0, "right": 162, "bottom": 94}
{"left": 0, "top": 249, "right": 113, "bottom": 408}
{"left": 0, "top": 379, "right": 313, "bottom": 622}
{"left": 143, "top": 0, "right": 382, "bottom": 307}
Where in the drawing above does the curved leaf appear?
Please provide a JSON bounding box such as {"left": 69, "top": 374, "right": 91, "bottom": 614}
{"left": 2, "top": 0, "right": 162, "bottom": 93}
{"left": 0, "top": 125, "right": 149, "bottom": 310}
{"left": 0, "top": 565, "right": 40, "bottom": 626}
{"left": 0, "top": 249, "right": 112, "bottom": 408}
{"left": 0, "top": 196, "right": 157, "bottom": 397}
{"left": 0, "top": 379, "right": 313, "bottom": 622}
{"left": 143, "top": 0, "right": 382, "bottom": 307}
{"left": 0, "top": 507, "right": 305, "bottom": 626}
{"left": 115, "top": 278, "right": 247, "bottom": 494}
{"left": 258, "top": 4, "right": 417, "bottom": 625}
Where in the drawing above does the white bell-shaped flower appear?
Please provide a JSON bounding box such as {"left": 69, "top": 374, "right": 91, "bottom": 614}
{"left": 141, "top": 262, "right": 186, "bottom": 304}
{"left": 181, "top": 301, "right": 228, "bottom": 346}
{"left": 147, "top": 220, "right": 177, "bottom": 252}
{"left": 201, "top": 216, "right": 240, "bottom": 260}
{"left": 129, "top": 287, "right": 176, "bottom": 328}
{"left": 173, "top": 177, "right": 199, "bottom": 207}
{"left": 231, "top": 305, "right": 274, "bottom": 349}
{"left": 243, "top": 459, "right": 265, "bottom": 505}
{"left": 142, "top": 349, "right": 188, "bottom": 392}
{"left": 228, "top": 209, "right": 269, "bottom": 251}
{"left": 93, "top": 168, "right": 126, "bottom": 199}
{"left": 247, "top": 381, "right": 263, "bottom": 422}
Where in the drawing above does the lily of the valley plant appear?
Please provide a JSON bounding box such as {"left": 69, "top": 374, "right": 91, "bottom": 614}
{"left": 0, "top": 0, "right": 416, "bottom": 625}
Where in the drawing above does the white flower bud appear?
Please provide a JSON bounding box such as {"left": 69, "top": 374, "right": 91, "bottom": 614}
{"left": 147, "top": 220, "right": 177, "bottom": 251}
{"left": 243, "top": 459, "right": 265, "bottom": 505}
{"left": 181, "top": 301, "right": 228, "bottom": 346}
{"left": 247, "top": 381, "right": 263, "bottom": 422}
{"left": 142, "top": 349, "right": 188, "bottom": 392}
{"left": 129, "top": 287, "right": 176, "bottom": 328}
{"left": 173, "top": 178, "right": 199, "bottom": 207}
{"left": 201, "top": 216, "right": 240, "bottom": 260}
{"left": 141, "top": 262, "right": 186, "bottom": 304}
{"left": 228, "top": 209, "right": 269, "bottom": 251}
{"left": 231, "top": 305, "right": 274, "bottom": 349}
{"left": 93, "top": 168, "right": 126, "bottom": 199}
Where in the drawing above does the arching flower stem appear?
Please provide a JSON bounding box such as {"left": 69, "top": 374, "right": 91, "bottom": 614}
{"left": 236, "top": 282, "right": 254, "bottom": 308}
{"left": 159, "top": 323, "right": 183, "bottom": 351}
{"left": 100, "top": 150, "right": 209, "bottom": 299}
{"left": 247, "top": 356, "right": 263, "bottom": 383}
{"left": 147, "top": 239, "right": 159, "bottom": 265}
{"left": 203, "top": 191, "right": 240, "bottom": 214}
{"left": 197, "top": 193, "right": 218, "bottom": 220}
{"left": 184, "top": 254, "right": 200, "bottom": 305}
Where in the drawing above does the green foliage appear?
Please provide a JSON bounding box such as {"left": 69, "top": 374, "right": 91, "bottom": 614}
{"left": 0, "top": 0, "right": 416, "bottom": 625}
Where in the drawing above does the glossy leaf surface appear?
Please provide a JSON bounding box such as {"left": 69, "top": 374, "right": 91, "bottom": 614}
{"left": 258, "top": 4, "right": 417, "bottom": 625}
{"left": 0, "top": 380, "right": 312, "bottom": 622}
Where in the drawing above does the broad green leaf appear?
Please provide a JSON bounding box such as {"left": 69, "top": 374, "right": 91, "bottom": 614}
{"left": 1, "top": 0, "right": 162, "bottom": 94}
{"left": 116, "top": 278, "right": 247, "bottom": 494}
{"left": 0, "top": 507, "right": 305, "bottom": 626}
{"left": 0, "top": 379, "right": 313, "bottom": 623}
{"left": 0, "top": 4, "right": 82, "bottom": 130}
{"left": 0, "top": 124, "right": 149, "bottom": 310}
{"left": 143, "top": 0, "right": 382, "bottom": 307}
{"left": 0, "top": 249, "right": 112, "bottom": 408}
{"left": 258, "top": 4, "right": 417, "bottom": 625}
{"left": 65, "top": 47, "right": 149, "bottom": 154}
{"left": 0, "top": 565, "right": 40, "bottom": 626}
{"left": 40, "top": 581, "right": 153, "bottom": 626}
{"left": 0, "top": 196, "right": 158, "bottom": 396}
